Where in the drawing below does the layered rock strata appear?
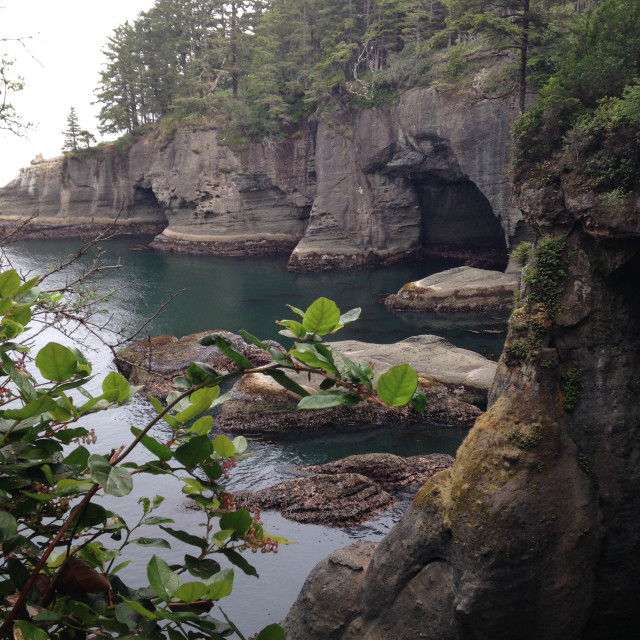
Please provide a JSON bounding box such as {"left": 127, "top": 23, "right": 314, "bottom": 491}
{"left": 0, "top": 89, "right": 524, "bottom": 269}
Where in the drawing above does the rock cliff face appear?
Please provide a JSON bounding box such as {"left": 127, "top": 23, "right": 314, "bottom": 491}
{"left": 0, "top": 88, "right": 523, "bottom": 269}
{"left": 283, "top": 179, "right": 640, "bottom": 637}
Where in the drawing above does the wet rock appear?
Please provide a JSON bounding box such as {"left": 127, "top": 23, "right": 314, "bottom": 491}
{"left": 218, "top": 369, "right": 482, "bottom": 433}
{"left": 236, "top": 473, "right": 393, "bottom": 527}
{"left": 384, "top": 266, "right": 519, "bottom": 313}
{"left": 301, "top": 453, "right": 455, "bottom": 490}
{"left": 113, "top": 331, "right": 277, "bottom": 399}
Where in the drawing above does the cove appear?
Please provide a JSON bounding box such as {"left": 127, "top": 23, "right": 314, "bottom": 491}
{"left": 2, "top": 235, "right": 507, "bottom": 634}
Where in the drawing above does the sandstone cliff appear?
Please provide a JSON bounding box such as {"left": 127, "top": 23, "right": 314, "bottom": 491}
{"left": 283, "top": 177, "right": 640, "bottom": 637}
{"left": 0, "top": 88, "right": 523, "bottom": 269}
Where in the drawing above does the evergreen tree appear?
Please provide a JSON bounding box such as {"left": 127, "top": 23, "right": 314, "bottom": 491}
{"left": 61, "top": 106, "right": 82, "bottom": 152}
{"left": 437, "top": 0, "right": 570, "bottom": 112}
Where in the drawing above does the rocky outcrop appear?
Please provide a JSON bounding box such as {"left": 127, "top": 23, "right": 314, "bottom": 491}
{"left": 283, "top": 181, "right": 640, "bottom": 636}
{"left": 0, "top": 88, "right": 525, "bottom": 269}
{"left": 218, "top": 335, "right": 494, "bottom": 432}
{"left": 113, "top": 331, "right": 279, "bottom": 399}
{"left": 236, "top": 453, "right": 454, "bottom": 527}
{"left": 301, "top": 453, "right": 455, "bottom": 490}
{"left": 384, "top": 266, "right": 519, "bottom": 312}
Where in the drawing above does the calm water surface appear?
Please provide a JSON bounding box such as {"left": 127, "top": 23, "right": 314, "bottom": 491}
{"left": 2, "top": 236, "right": 507, "bottom": 634}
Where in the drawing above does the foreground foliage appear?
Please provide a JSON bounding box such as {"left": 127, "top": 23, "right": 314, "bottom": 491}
{"left": 0, "top": 269, "right": 424, "bottom": 640}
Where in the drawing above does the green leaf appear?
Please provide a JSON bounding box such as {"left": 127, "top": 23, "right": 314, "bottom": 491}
{"left": 133, "top": 537, "right": 171, "bottom": 549}
{"left": 172, "top": 581, "right": 209, "bottom": 603}
{"left": 302, "top": 297, "right": 341, "bottom": 335}
{"left": 102, "top": 371, "right": 132, "bottom": 402}
{"left": 213, "top": 334, "right": 253, "bottom": 370}
{"left": 275, "top": 319, "right": 307, "bottom": 339}
{"left": 1, "top": 395, "right": 59, "bottom": 420}
{"left": 62, "top": 445, "right": 90, "bottom": 470}
{"left": 206, "top": 568, "right": 234, "bottom": 600}
{"left": 159, "top": 525, "right": 207, "bottom": 550}
{"left": 70, "top": 502, "right": 108, "bottom": 529}
{"left": 376, "top": 364, "right": 418, "bottom": 407}
{"left": 219, "top": 548, "right": 258, "bottom": 577}
{"left": 88, "top": 455, "right": 133, "bottom": 496}
{"left": 338, "top": 306, "right": 361, "bottom": 327}
{"left": 147, "top": 394, "right": 179, "bottom": 429}
{"left": 147, "top": 555, "right": 182, "bottom": 602}
{"left": 184, "top": 555, "right": 220, "bottom": 580}
{"left": 232, "top": 436, "right": 247, "bottom": 454}
{"left": 174, "top": 435, "right": 213, "bottom": 467}
{"left": 35, "top": 342, "right": 78, "bottom": 382}
{"left": 411, "top": 389, "right": 427, "bottom": 414}
{"left": 264, "top": 369, "right": 310, "bottom": 397}
{"left": 185, "top": 361, "right": 220, "bottom": 385}
{"left": 285, "top": 304, "right": 305, "bottom": 318}
{"left": 219, "top": 509, "right": 253, "bottom": 536}
{"left": 175, "top": 386, "right": 220, "bottom": 423}
{"left": 131, "top": 426, "right": 172, "bottom": 461}
{"left": 297, "top": 391, "right": 356, "bottom": 410}
{"left": 257, "top": 624, "right": 287, "bottom": 640}
{"left": 0, "top": 318, "right": 24, "bottom": 340}
{"left": 0, "top": 511, "right": 17, "bottom": 538}
{"left": 0, "top": 269, "right": 21, "bottom": 298}
{"left": 238, "top": 330, "right": 271, "bottom": 350}
{"left": 13, "top": 620, "right": 50, "bottom": 640}
{"left": 189, "top": 415, "right": 213, "bottom": 436}
{"left": 0, "top": 351, "right": 36, "bottom": 400}
{"left": 212, "top": 434, "right": 235, "bottom": 458}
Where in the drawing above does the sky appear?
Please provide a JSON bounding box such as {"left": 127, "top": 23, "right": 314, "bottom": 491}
{"left": 0, "top": 0, "right": 155, "bottom": 186}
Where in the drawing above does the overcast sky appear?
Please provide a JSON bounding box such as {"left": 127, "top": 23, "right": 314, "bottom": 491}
{"left": 0, "top": 0, "right": 155, "bottom": 186}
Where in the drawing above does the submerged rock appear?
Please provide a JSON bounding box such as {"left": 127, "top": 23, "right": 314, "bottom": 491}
{"left": 384, "top": 266, "right": 519, "bottom": 313}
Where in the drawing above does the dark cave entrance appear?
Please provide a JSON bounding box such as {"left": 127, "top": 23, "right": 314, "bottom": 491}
{"left": 132, "top": 186, "right": 168, "bottom": 224}
{"left": 415, "top": 178, "right": 508, "bottom": 270}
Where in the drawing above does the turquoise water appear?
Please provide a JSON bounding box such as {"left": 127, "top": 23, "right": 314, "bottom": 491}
{"left": 2, "top": 235, "right": 507, "bottom": 634}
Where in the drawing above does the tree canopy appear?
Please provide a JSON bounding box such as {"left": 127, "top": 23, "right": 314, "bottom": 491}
{"left": 93, "top": 0, "right": 597, "bottom": 140}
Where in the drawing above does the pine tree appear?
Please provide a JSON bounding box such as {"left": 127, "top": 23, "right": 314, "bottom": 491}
{"left": 61, "top": 106, "right": 81, "bottom": 152}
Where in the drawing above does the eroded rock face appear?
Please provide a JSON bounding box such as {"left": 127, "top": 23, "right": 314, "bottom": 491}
{"left": 0, "top": 89, "right": 523, "bottom": 268}
{"left": 283, "top": 184, "right": 640, "bottom": 637}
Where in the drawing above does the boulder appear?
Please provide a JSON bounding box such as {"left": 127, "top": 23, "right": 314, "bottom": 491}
{"left": 384, "top": 266, "right": 519, "bottom": 313}
{"left": 235, "top": 473, "right": 394, "bottom": 527}
{"left": 301, "top": 453, "right": 455, "bottom": 490}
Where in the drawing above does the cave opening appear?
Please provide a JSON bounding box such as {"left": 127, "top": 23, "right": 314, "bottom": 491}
{"left": 132, "top": 186, "right": 168, "bottom": 224}
{"left": 414, "top": 177, "right": 508, "bottom": 270}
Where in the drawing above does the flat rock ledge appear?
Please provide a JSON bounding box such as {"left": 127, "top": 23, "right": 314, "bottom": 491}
{"left": 384, "top": 266, "right": 519, "bottom": 313}
{"left": 236, "top": 453, "right": 454, "bottom": 527}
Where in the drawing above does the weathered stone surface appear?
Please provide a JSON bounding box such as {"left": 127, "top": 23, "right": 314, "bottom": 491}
{"left": 113, "top": 331, "right": 277, "bottom": 399}
{"left": 331, "top": 335, "right": 497, "bottom": 407}
{"left": 301, "top": 453, "right": 454, "bottom": 490}
{"left": 236, "top": 473, "right": 394, "bottom": 527}
{"left": 285, "top": 158, "right": 640, "bottom": 639}
{"left": 282, "top": 542, "right": 378, "bottom": 640}
{"left": 0, "top": 89, "right": 525, "bottom": 269}
{"left": 218, "top": 370, "right": 482, "bottom": 432}
{"left": 384, "top": 266, "right": 519, "bottom": 312}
